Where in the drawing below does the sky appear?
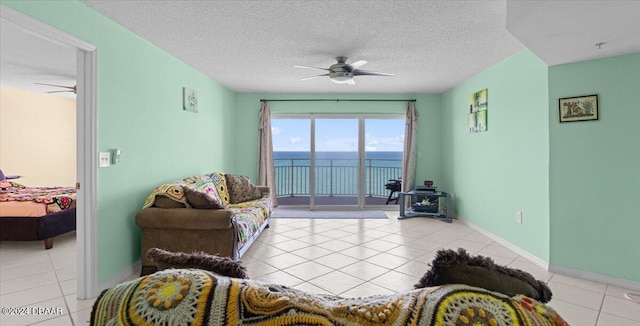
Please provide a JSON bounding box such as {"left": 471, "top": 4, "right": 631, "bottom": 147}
{"left": 272, "top": 118, "right": 405, "bottom": 152}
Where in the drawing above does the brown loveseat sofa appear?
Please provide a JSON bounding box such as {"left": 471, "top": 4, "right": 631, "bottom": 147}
{"left": 135, "top": 172, "right": 272, "bottom": 275}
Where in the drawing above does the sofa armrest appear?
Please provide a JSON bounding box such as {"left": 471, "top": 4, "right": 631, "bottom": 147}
{"left": 136, "top": 207, "right": 233, "bottom": 230}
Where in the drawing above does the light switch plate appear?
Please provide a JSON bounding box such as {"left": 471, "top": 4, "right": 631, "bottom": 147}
{"left": 99, "top": 152, "right": 111, "bottom": 167}
{"left": 112, "top": 149, "right": 121, "bottom": 164}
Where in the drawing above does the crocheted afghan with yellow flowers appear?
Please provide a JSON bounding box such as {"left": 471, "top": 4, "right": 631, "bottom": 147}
{"left": 91, "top": 269, "right": 568, "bottom": 326}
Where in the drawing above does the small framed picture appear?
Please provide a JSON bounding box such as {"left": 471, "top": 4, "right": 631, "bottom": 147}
{"left": 183, "top": 87, "right": 198, "bottom": 112}
{"left": 559, "top": 94, "right": 598, "bottom": 123}
{"left": 468, "top": 88, "right": 488, "bottom": 132}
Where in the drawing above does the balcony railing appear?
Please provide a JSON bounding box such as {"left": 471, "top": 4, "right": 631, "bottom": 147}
{"left": 274, "top": 158, "right": 402, "bottom": 198}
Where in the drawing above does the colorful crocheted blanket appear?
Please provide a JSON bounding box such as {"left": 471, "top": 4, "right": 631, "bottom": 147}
{"left": 91, "top": 269, "right": 568, "bottom": 326}
{"left": 0, "top": 182, "right": 76, "bottom": 213}
{"left": 142, "top": 173, "right": 229, "bottom": 209}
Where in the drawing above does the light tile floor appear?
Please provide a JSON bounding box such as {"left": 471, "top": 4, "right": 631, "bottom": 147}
{"left": 1, "top": 212, "right": 638, "bottom": 325}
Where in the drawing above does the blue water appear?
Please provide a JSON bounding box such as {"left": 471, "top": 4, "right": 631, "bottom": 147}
{"left": 274, "top": 152, "right": 402, "bottom": 197}
{"left": 274, "top": 151, "right": 402, "bottom": 167}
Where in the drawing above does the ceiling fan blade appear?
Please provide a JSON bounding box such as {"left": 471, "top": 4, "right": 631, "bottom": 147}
{"left": 47, "top": 90, "right": 75, "bottom": 93}
{"left": 294, "top": 65, "right": 330, "bottom": 71}
{"left": 345, "top": 60, "right": 367, "bottom": 71}
{"left": 300, "top": 74, "right": 330, "bottom": 81}
{"left": 34, "top": 82, "right": 76, "bottom": 90}
{"left": 353, "top": 70, "right": 395, "bottom": 77}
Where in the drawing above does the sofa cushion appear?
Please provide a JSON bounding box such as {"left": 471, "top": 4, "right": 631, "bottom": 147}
{"left": 146, "top": 248, "right": 248, "bottom": 279}
{"left": 225, "top": 174, "right": 263, "bottom": 204}
{"left": 414, "top": 248, "right": 552, "bottom": 303}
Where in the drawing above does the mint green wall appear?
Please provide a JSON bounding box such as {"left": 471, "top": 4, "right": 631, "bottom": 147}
{"left": 7, "top": 0, "right": 637, "bottom": 287}
{"left": 4, "top": 1, "right": 236, "bottom": 282}
{"left": 233, "top": 93, "right": 441, "bottom": 187}
{"left": 440, "top": 50, "right": 550, "bottom": 260}
{"left": 549, "top": 53, "right": 640, "bottom": 282}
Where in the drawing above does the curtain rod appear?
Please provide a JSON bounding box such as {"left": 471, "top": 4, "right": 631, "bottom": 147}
{"left": 260, "top": 99, "right": 416, "bottom": 102}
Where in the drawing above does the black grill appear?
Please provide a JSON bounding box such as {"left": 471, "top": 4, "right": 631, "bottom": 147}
{"left": 384, "top": 179, "right": 401, "bottom": 204}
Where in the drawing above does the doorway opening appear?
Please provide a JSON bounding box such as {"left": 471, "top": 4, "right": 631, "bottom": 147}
{"left": 1, "top": 6, "right": 98, "bottom": 299}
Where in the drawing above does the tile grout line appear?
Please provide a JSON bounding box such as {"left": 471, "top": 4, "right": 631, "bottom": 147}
{"left": 48, "top": 248, "right": 76, "bottom": 326}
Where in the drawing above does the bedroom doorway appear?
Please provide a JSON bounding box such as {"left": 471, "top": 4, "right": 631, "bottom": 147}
{"left": 1, "top": 6, "right": 98, "bottom": 299}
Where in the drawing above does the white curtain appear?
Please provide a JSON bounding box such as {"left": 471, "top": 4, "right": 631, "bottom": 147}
{"left": 401, "top": 102, "right": 418, "bottom": 206}
{"left": 258, "top": 101, "right": 278, "bottom": 207}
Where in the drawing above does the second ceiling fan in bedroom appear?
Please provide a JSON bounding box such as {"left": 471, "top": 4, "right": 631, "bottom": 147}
{"left": 295, "top": 56, "right": 394, "bottom": 85}
{"left": 34, "top": 82, "right": 76, "bottom": 94}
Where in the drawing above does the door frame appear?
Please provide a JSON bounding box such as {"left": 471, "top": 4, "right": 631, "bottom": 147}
{"left": 1, "top": 6, "right": 99, "bottom": 299}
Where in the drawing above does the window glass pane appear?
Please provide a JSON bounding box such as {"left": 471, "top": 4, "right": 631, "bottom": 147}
{"left": 272, "top": 118, "right": 310, "bottom": 206}
{"left": 365, "top": 119, "right": 404, "bottom": 206}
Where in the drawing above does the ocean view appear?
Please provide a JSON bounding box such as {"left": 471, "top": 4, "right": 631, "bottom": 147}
{"left": 274, "top": 151, "right": 402, "bottom": 166}
{"left": 274, "top": 151, "right": 402, "bottom": 198}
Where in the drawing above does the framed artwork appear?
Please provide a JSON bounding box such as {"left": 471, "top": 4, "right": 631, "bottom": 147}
{"left": 476, "top": 110, "right": 487, "bottom": 132}
{"left": 468, "top": 88, "right": 488, "bottom": 132}
{"left": 183, "top": 87, "right": 198, "bottom": 112}
{"left": 468, "top": 113, "right": 477, "bottom": 132}
{"left": 559, "top": 94, "right": 598, "bottom": 123}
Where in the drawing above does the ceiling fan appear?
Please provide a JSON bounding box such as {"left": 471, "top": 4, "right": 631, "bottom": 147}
{"left": 295, "top": 56, "right": 394, "bottom": 85}
{"left": 34, "top": 82, "right": 76, "bottom": 94}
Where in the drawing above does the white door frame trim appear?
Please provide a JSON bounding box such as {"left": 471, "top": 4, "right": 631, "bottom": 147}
{"left": 1, "top": 5, "right": 99, "bottom": 299}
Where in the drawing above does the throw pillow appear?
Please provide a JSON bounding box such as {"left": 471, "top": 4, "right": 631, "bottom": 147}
{"left": 205, "top": 172, "right": 231, "bottom": 206}
{"left": 415, "top": 248, "right": 552, "bottom": 303}
{"left": 153, "top": 196, "right": 187, "bottom": 208}
{"left": 146, "top": 248, "right": 248, "bottom": 279}
{"left": 225, "top": 174, "right": 263, "bottom": 204}
{"left": 183, "top": 185, "right": 225, "bottom": 209}
{"left": 143, "top": 182, "right": 189, "bottom": 209}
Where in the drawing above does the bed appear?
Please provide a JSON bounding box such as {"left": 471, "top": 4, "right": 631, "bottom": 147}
{"left": 0, "top": 181, "right": 77, "bottom": 249}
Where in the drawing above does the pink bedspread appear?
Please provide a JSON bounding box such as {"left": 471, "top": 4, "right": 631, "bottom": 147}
{"left": 0, "top": 182, "right": 76, "bottom": 216}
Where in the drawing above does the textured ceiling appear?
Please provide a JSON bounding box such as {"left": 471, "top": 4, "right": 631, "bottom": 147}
{"left": 2, "top": 1, "right": 639, "bottom": 96}
{"left": 507, "top": 1, "right": 640, "bottom": 66}
{"left": 81, "top": 0, "right": 525, "bottom": 94}
{"left": 0, "top": 19, "right": 77, "bottom": 99}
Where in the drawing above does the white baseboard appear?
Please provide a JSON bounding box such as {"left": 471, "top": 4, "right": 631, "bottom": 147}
{"left": 458, "top": 217, "right": 549, "bottom": 270}
{"left": 550, "top": 265, "right": 640, "bottom": 292}
{"left": 96, "top": 260, "right": 141, "bottom": 296}
{"left": 457, "top": 215, "right": 640, "bottom": 291}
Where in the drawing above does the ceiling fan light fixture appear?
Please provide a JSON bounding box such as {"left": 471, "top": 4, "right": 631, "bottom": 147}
{"left": 329, "top": 72, "right": 353, "bottom": 84}
{"left": 330, "top": 77, "right": 352, "bottom": 84}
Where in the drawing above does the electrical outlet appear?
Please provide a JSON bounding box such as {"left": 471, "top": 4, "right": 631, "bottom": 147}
{"left": 516, "top": 211, "right": 522, "bottom": 224}
{"left": 99, "top": 152, "right": 111, "bottom": 167}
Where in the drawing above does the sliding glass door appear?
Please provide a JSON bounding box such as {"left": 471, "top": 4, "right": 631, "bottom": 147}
{"left": 364, "top": 118, "right": 404, "bottom": 206}
{"left": 272, "top": 118, "right": 311, "bottom": 206}
{"left": 272, "top": 115, "right": 404, "bottom": 209}
{"left": 313, "top": 118, "right": 359, "bottom": 207}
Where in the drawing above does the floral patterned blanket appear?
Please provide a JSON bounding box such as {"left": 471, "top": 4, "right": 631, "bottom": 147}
{"left": 228, "top": 196, "right": 273, "bottom": 246}
{"left": 0, "top": 182, "right": 76, "bottom": 214}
